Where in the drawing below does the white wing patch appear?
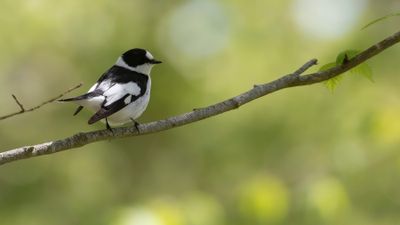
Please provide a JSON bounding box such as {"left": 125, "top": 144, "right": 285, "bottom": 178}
{"left": 103, "top": 82, "right": 141, "bottom": 107}
{"left": 88, "top": 79, "right": 112, "bottom": 93}
{"left": 88, "top": 82, "right": 98, "bottom": 92}
{"left": 124, "top": 95, "right": 132, "bottom": 104}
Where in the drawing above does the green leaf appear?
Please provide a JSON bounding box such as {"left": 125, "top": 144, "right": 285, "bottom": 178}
{"left": 320, "top": 62, "right": 341, "bottom": 92}
{"left": 350, "top": 63, "right": 374, "bottom": 82}
{"left": 362, "top": 12, "right": 400, "bottom": 29}
{"left": 324, "top": 75, "right": 343, "bottom": 92}
{"left": 319, "top": 49, "right": 374, "bottom": 92}
{"left": 319, "top": 62, "right": 337, "bottom": 72}
{"left": 336, "top": 50, "right": 360, "bottom": 65}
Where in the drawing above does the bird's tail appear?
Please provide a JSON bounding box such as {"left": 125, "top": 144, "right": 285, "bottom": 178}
{"left": 58, "top": 92, "right": 94, "bottom": 102}
{"left": 58, "top": 97, "right": 79, "bottom": 102}
{"left": 58, "top": 97, "right": 85, "bottom": 115}
{"left": 58, "top": 94, "right": 95, "bottom": 116}
{"left": 59, "top": 89, "right": 103, "bottom": 102}
{"left": 59, "top": 91, "right": 102, "bottom": 116}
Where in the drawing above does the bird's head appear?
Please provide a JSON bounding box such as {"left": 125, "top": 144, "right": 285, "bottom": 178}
{"left": 116, "top": 48, "right": 162, "bottom": 75}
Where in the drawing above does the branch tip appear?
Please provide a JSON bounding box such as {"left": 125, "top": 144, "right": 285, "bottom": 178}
{"left": 293, "top": 59, "right": 318, "bottom": 77}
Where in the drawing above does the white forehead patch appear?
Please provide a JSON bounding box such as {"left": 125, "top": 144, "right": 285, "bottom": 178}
{"left": 145, "top": 51, "right": 154, "bottom": 60}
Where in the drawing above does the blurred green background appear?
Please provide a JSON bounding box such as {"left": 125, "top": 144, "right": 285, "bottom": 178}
{"left": 0, "top": 0, "right": 400, "bottom": 224}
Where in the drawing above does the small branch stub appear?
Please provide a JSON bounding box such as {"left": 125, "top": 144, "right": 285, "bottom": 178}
{"left": 11, "top": 94, "right": 25, "bottom": 112}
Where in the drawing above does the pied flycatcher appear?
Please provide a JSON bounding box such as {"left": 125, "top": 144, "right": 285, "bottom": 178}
{"left": 60, "top": 48, "right": 162, "bottom": 130}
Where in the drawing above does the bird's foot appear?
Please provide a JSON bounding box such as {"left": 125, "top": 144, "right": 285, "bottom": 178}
{"left": 106, "top": 118, "right": 114, "bottom": 135}
{"left": 130, "top": 118, "right": 140, "bottom": 133}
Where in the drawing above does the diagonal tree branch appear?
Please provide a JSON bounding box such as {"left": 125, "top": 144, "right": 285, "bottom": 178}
{"left": 1, "top": 30, "right": 399, "bottom": 166}
{"left": 0, "top": 83, "right": 83, "bottom": 121}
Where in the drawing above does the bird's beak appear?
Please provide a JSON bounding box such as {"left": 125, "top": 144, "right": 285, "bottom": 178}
{"left": 150, "top": 59, "right": 162, "bottom": 64}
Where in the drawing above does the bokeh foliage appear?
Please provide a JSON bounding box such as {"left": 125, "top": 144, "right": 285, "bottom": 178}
{"left": 0, "top": 0, "right": 400, "bottom": 225}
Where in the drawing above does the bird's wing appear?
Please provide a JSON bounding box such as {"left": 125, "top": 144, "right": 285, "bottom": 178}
{"left": 87, "top": 82, "right": 142, "bottom": 124}
{"left": 88, "top": 94, "right": 134, "bottom": 124}
{"left": 103, "top": 82, "right": 141, "bottom": 107}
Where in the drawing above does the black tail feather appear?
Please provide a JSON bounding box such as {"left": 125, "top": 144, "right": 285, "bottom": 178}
{"left": 58, "top": 97, "right": 78, "bottom": 102}
{"left": 58, "top": 90, "right": 102, "bottom": 102}
{"left": 73, "top": 106, "right": 84, "bottom": 116}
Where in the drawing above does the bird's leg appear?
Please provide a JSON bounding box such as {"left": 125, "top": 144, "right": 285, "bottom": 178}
{"left": 130, "top": 118, "right": 140, "bottom": 133}
{"left": 106, "top": 118, "right": 114, "bottom": 134}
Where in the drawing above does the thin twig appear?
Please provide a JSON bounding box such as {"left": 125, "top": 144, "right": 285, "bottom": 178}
{"left": 0, "top": 83, "right": 82, "bottom": 121}
{"left": 293, "top": 58, "right": 318, "bottom": 76}
{"left": 11, "top": 94, "right": 25, "bottom": 112}
{"left": 0, "top": 30, "right": 399, "bottom": 166}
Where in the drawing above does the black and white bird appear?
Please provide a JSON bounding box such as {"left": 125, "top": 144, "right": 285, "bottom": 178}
{"left": 59, "top": 48, "right": 162, "bottom": 130}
